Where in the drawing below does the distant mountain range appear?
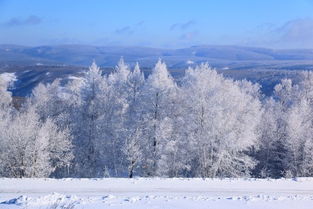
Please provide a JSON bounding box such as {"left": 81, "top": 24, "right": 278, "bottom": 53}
{"left": 0, "top": 44, "right": 312, "bottom": 96}
{"left": 1, "top": 44, "right": 313, "bottom": 69}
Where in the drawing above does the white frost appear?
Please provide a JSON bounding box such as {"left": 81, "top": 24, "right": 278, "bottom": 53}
{"left": 0, "top": 72, "right": 17, "bottom": 88}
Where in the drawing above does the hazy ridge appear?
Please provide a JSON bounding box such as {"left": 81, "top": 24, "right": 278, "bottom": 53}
{"left": 0, "top": 44, "right": 312, "bottom": 96}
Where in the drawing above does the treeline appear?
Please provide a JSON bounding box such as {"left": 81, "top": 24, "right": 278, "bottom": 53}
{"left": 1, "top": 59, "right": 313, "bottom": 178}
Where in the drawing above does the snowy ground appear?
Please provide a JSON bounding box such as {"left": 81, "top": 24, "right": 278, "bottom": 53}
{"left": 1, "top": 178, "right": 313, "bottom": 209}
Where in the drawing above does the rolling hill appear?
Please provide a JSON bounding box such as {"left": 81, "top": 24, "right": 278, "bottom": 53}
{"left": 0, "top": 44, "right": 312, "bottom": 96}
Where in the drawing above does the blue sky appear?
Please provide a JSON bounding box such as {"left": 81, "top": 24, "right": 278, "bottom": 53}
{"left": 1, "top": 0, "right": 313, "bottom": 48}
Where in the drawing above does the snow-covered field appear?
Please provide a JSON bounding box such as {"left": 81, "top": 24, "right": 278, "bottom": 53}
{"left": 1, "top": 178, "right": 313, "bottom": 209}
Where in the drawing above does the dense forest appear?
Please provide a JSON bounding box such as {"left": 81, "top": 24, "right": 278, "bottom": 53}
{"left": 1, "top": 59, "right": 313, "bottom": 179}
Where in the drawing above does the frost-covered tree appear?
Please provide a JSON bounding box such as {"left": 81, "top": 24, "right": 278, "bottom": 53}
{"left": 0, "top": 78, "right": 72, "bottom": 178}
{"left": 0, "top": 78, "right": 13, "bottom": 176}
{"left": 105, "top": 58, "right": 132, "bottom": 176}
{"left": 122, "top": 62, "right": 145, "bottom": 178}
{"left": 256, "top": 72, "right": 313, "bottom": 178}
{"left": 254, "top": 98, "right": 289, "bottom": 178}
{"left": 30, "top": 79, "right": 63, "bottom": 120}
{"left": 139, "top": 59, "right": 178, "bottom": 176}
{"left": 286, "top": 99, "right": 313, "bottom": 177}
{"left": 5, "top": 59, "right": 313, "bottom": 179}
{"left": 0, "top": 104, "right": 72, "bottom": 178}
{"left": 280, "top": 72, "right": 313, "bottom": 177}
{"left": 181, "top": 64, "right": 262, "bottom": 177}
{"left": 28, "top": 78, "right": 77, "bottom": 177}
{"left": 0, "top": 78, "right": 12, "bottom": 109}
{"left": 66, "top": 61, "right": 113, "bottom": 177}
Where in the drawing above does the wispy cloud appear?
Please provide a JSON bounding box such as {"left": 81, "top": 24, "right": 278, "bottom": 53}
{"left": 135, "top": 21, "right": 144, "bottom": 26}
{"left": 170, "top": 20, "right": 196, "bottom": 31}
{"left": 115, "top": 21, "right": 144, "bottom": 35}
{"left": 276, "top": 18, "right": 313, "bottom": 44}
{"left": 3, "top": 15, "right": 42, "bottom": 27}
{"left": 115, "top": 26, "right": 133, "bottom": 35}
{"left": 241, "top": 18, "right": 313, "bottom": 49}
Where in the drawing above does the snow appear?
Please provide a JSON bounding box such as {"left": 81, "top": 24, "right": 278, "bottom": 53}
{"left": 0, "top": 72, "right": 17, "bottom": 86}
{"left": 68, "top": 75, "right": 84, "bottom": 81}
{"left": 1, "top": 178, "right": 313, "bottom": 209}
{"left": 186, "top": 60, "right": 194, "bottom": 64}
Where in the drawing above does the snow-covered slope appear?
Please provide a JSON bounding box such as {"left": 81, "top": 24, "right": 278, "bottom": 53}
{"left": 1, "top": 178, "right": 313, "bottom": 209}
{"left": 0, "top": 72, "right": 17, "bottom": 89}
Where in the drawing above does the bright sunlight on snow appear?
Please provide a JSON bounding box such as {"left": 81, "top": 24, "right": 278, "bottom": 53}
{"left": 1, "top": 178, "right": 313, "bottom": 209}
